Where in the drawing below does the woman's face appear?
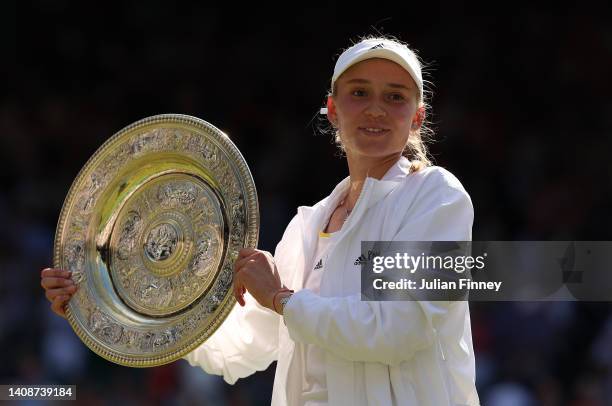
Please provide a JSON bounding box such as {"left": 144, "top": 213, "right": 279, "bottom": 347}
{"left": 328, "top": 58, "right": 423, "bottom": 160}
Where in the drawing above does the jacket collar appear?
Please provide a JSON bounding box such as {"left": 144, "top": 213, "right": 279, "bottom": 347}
{"left": 292, "top": 157, "right": 412, "bottom": 287}
{"left": 298, "top": 156, "right": 411, "bottom": 223}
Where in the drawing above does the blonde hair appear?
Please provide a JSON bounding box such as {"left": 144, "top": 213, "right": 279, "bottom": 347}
{"left": 325, "top": 35, "right": 434, "bottom": 173}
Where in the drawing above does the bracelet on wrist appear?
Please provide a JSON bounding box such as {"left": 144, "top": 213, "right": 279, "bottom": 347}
{"left": 272, "top": 288, "right": 294, "bottom": 314}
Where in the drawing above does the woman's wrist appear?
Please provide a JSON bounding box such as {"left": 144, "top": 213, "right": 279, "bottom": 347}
{"left": 272, "top": 288, "right": 294, "bottom": 315}
{"left": 277, "top": 292, "right": 293, "bottom": 315}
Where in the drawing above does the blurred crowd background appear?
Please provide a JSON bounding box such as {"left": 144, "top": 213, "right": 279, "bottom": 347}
{"left": 2, "top": 1, "right": 612, "bottom": 405}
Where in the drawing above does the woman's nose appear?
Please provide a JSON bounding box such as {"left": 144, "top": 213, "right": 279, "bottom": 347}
{"left": 364, "top": 102, "right": 387, "bottom": 118}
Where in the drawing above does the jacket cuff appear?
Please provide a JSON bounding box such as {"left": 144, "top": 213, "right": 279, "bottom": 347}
{"left": 282, "top": 289, "right": 319, "bottom": 341}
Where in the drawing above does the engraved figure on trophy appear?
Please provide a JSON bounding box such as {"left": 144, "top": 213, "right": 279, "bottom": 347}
{"left": 90, "top": 309, "right": 123, "bottom": 344}
{"left": 130, "top": 132, "right": 156, "bottom": 156}
{"left": 117, "top": 211, "right": 142, "bottom": 261}
{"left": 135, "top": 274, "right": 173, "bottom": 310}
{"left": 144, "top": 223, "right": 179, "bottom": 262}
{"left": 157, "top": 182, "right": 198, "bottom": 207}
{"left": 191, "top": 229, "right": 218, "bottom": 278}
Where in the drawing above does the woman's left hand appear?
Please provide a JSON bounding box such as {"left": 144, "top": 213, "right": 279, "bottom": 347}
{"left": 233, "top": 248, "right": 282, "bottom": 310}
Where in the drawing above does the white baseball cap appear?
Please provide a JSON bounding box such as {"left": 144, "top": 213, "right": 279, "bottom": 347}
{"left": 321, "top": 38, "right": 423, "bottom": 115}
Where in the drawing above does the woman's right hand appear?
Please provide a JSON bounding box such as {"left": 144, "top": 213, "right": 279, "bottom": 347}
{"left": 40, "top": 268, "right": 78, "bottom": 319}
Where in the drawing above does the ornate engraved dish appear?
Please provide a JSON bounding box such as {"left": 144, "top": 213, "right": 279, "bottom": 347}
{"left": 53, "top": 114, "right": 258, "bottom": 367}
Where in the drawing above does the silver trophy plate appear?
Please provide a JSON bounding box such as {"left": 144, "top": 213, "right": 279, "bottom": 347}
{"left": 54, "top": 114, "right": 258, "bottom": 367}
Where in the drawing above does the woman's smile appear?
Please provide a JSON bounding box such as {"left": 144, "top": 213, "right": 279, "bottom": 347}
{"left": 358, "top": 126, "right": 390, "bottom": 136}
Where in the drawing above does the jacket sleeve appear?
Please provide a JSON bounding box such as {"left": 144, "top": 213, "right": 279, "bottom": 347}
{"left": 182, "top": 294, "right": 279, "bottom": 384}
{"left": 183, "top": 214, "right": 302, "bottom": 383}
{"left": 283, "top": 171, "right": 473, "bottom": 366}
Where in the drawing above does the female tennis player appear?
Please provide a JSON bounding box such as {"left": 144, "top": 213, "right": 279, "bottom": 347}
{"left": 42, "top": 35, "right": 479, "bottom": 405}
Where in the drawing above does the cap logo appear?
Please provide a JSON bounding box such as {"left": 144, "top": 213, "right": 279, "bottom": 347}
{"left": 369, "top": 43, "right": 385, "bottom": 50}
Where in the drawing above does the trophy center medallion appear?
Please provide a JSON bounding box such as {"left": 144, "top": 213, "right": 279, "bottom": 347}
{"left": 108, "top": 172, "right": 227, "bottom": 317}
{"left": 144, "top": 223, "right": 178, "bottom": 261}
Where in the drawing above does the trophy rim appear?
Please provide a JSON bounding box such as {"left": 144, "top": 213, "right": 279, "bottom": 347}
{"left": 53, "top": 114, "right": 258, "bottom": 367}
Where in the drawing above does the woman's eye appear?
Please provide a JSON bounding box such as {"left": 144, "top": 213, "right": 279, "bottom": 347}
{"left": 388, "top": 93, "right": 406, "bottom": 102}
{"left": 351, "top": 89, "right": 367, "bottom": 97}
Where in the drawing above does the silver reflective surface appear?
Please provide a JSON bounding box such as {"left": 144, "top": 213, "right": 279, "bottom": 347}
{"left": 54, "top": 114, "right": 258, "bottom": 367}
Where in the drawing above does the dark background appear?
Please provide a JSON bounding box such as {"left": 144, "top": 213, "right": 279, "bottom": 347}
{"left": 2, "top": 1, "right": 612, "bottom": 405}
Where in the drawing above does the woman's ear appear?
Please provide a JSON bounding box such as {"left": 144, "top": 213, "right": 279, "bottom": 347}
{"left": 411, "top": 106, "right": 425, "bottom": 130}
{"left": 327, "top": 96, "right": 338, "bottom": 127}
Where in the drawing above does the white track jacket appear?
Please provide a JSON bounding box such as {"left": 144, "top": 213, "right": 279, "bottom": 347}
{"left": 184, "top": 157, "right": 480, "bottom": 405}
